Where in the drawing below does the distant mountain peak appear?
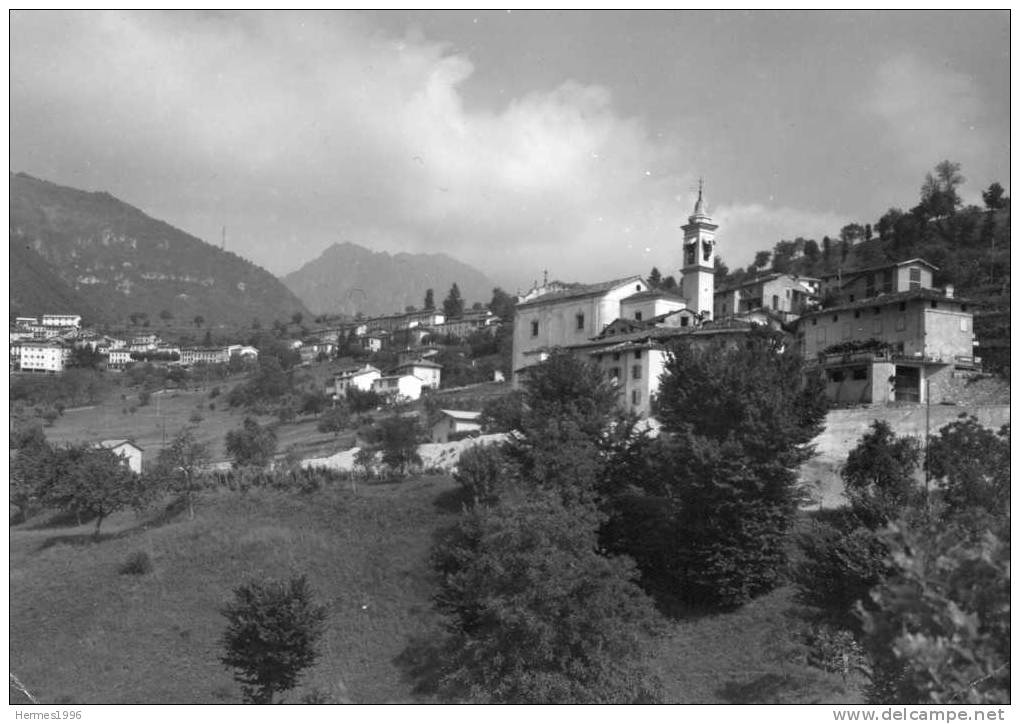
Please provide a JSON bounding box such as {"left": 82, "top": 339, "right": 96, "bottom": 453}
{"left": 283, "top": 241, "right": 494, "bottom": 317}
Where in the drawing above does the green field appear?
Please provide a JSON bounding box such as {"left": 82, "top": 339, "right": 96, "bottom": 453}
{"left": 9, "top": 475, "right": 860, "bottom": 704}
{"left": 43, "top": 380, "right": 355, "bottom": 466}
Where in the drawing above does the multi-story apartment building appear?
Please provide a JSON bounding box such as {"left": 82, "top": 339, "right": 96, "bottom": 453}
{"left": 41, "top": 314, "right": 82, "bottom": 328}
{"left": 19, "top": 341, "right": 71, "bottom": 373}
{"left": 793, "top": 284, "right": 977, "bottom": 405}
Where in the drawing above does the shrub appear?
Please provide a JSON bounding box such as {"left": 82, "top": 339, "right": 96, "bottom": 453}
{"left": 860, "top": 519, "right": 1009, "bottom": 704}
{"left": 119, "top": 551, "right": 153, "bottom": 576}
{"left": 793, "top": 519, "right": 890, "bottom": 631}
{"left": 316, "top": 406, "right": 349, "bottom": 435}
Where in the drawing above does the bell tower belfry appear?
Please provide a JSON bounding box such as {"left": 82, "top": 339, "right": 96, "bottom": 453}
{"left": 680, "top": 179, "right": 717, "bottom": 318}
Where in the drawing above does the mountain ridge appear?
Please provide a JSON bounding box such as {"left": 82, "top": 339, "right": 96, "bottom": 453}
{"left": 283, "top": 241, "right": 496, "bottom": 317}
{"left": 9, "top": 172, "right": 310, "bottom": 327}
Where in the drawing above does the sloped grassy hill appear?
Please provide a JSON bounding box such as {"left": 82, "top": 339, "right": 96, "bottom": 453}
{"left": 9, "top": 172, "right": 310, "bottom": 327}
{"left": 10, "top": 477, "right": 858, "bottom": 705}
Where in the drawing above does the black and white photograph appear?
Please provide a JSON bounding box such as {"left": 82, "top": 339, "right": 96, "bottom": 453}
{"left": 8, "top": 9, "right": 1010, "bottom": 713}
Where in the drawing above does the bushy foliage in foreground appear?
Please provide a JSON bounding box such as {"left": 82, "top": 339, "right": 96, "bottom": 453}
{"left": 606, "top": 328, "right": 828, "bottom": 608}
{"left": 429, "top": 493, "right": 663, "bottom": 703}
{"left": 220, "top": 576, "right": 328, "bottom": 704}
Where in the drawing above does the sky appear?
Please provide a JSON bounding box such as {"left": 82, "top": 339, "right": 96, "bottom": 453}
{"left": 9, "top": 10, "right": 1011, "bottom": 293}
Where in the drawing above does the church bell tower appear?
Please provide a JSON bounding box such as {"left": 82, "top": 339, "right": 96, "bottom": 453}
{"left": 680, "top": 179, "right": 717, "bottom": 318}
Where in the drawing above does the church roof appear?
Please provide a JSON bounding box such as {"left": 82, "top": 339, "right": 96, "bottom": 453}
{"left": 516, "top": 275, "right": 646, "bottom": 309}
{"left": 621, "top": 288, "right": 687, "bottom": 303}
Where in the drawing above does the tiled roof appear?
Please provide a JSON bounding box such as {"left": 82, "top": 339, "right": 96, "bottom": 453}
{"left": 568, "top": 318, "right": 755, "bottom": 351}
{"left": 819, "top": 258, "right": 938, "bottom": 280}
{"left": 796, "top": 289, "right": 975, "bottom": 319}
{"left": 716, "top": 273, "right": 820, "bottom": 294}
{"left": 516, "top": 275, "right": 645, "bottom": 309}
{"left": 438, "top": 409, "right": 482, "bottom": 421}
{"left": 620, "top": 288, "right": 687, "bottom": 303}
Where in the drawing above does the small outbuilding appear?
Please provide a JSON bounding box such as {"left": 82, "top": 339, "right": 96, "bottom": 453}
{"left": 94, "top": 439, "right": 143, "bottom": 474}
{"left": 430, "top": 409, "right": 482, "bottom": 443}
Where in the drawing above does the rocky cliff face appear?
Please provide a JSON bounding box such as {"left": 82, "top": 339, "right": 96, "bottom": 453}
{"left": 283, "top": 241, "right": 496, "bottom": 317}
{"left": 9, "top": 172, "right": 310, "bottom": 326}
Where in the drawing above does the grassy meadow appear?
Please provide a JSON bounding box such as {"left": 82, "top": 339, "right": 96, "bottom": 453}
{"left": 9, "top": 472, "right": 861, "bottom": 704}
{"left": 42, "top": 378, "right": 355, "bottom": 466}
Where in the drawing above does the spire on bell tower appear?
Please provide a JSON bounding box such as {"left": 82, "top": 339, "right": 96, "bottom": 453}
{"left": 693, "top": 177, "right": 705, "bottom": 217}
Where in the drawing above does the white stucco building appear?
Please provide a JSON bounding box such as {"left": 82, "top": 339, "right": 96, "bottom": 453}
{"left": 372, "top": 373, "right": 425, "bottom": 402}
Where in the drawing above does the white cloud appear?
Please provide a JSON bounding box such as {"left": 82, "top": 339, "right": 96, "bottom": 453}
{"left": 12, "top": 10, "right": 708, "bottom": 289}
{"left": 712, "top": 203, "right": 845, "bottom": 269}
{"left": 865, "top": 53, "right": 985, "bottom": 177}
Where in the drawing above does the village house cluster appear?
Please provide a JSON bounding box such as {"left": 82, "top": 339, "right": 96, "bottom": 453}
{"left": 9, "top": 316, "right": 260, "bottom": 373}
{"left": 511, "top": 187, "right": 980, "bottom": 412}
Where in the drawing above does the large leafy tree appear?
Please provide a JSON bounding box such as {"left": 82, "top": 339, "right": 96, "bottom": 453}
{"left": 615, "top": 328, "right": 827, "bottom": 608}
{"left": 225, "top": 417, "right": 278, "bottom": 469}
{"left": 220, "top": 576, "right": 328, "bottom": 704}
{"left": 926, "top": 415, "right": 1009, "bottom": 520}
{"left": 376, "top": 414, "right": 422, "bottom": 476}
{"left": 40, "top": 445, "right": 147, "bottom": 538}
{"left": 841, "top": 420, "right": 922, "bottom": 528}
{"left": 428, "top": 491, "right": 663, "bottom": 703}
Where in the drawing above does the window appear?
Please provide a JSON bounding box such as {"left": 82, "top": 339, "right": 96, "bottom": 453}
{"left": 852, "top": 367, "right": 868, "bottom": 381}
{"left": 772, "top": 294, "right": 779, "bottom": 309}
{"left": 832, "top": 315, "right": 839, "bottom": 322}
{"left": 632, "top": 365, "right": 642, "bottom": 380}
{"left": 828, "top": 369, "right": 846, "bottom": 382}
{"left": 612, "top": 352, "right": 620, "bottom": 361}
{"left": 531, "top": 320, "right": 539, "bottom": 337}
{"left": 680, "top": 316, "right": 689, "bottom": 327}
{"left": 849, "top": 295, "right": 855, "bottom": 302}
{"left": 635, "top": 311, "right": 643, "bottom": 321}
{"left": 631, "top": 389, "right": 641, "bottom": 405}
{"left": 842, "top": 323, "right": 851, "bottom": 340}
{"left": 854, "top": 310, "right": 861, "bottom": 319}
{"left": 899, "top": 302, "right": 907, "bottom": 312}
{"left": 610, "top": 367, "right": 621, "bottom": 381}
{"left": 883, "top": 269, "right": 894, "bottom": 293}
{"left": 909, "top": 267, "right": 921, "bottom": 290}
{"left": 576, "top": 313, "right": 585, "bottom": 330}
{"left": 873, "top": 307, "right": 881, "bottom": 315}
{"left": 811, "top": 318, "right": 817, "bottom": 326}
{"left": 930, "top": 301, "right": 938, "bottom": 309}
{"left": 634, "top": 350, "right": 642, "bottom": 360}
{"left": 635, "top": 284, "right": 642, "bottom": 291}
{"left": 896, "top": 315, "right": 906, "bottom": 331}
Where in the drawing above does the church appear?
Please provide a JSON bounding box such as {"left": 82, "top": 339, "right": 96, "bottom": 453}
{"left": 511, "top": 185, "right": 754, "bottom": 416}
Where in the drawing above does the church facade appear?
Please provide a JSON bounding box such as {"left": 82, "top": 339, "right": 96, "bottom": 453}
{"left": 511, "top": 186, "right": 745, "bottom": 416}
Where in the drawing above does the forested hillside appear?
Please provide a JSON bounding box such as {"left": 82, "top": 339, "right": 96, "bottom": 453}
{"left": 715, "top": 162, "right": 1010, "bottom": 372}
{"left": 10, "top": 173, "right": 310, "bottom": 328}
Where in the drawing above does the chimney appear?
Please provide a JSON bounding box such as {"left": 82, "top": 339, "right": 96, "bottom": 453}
{"left": 944, "top": 284, "right": 954, "bottom": 299}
